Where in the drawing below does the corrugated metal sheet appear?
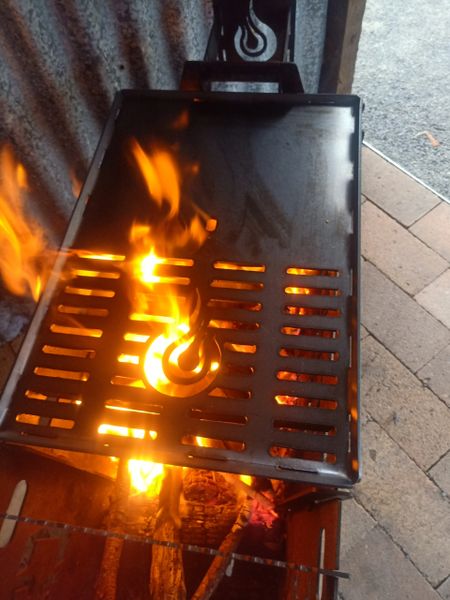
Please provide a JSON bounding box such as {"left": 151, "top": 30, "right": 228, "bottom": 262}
{"left": 0, "top": 0, "right": 328, "bottom": 341}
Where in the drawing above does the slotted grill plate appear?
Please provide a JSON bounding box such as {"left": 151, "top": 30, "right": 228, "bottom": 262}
{"left": 0, "top": 90, "right": 361, "bottom": 487}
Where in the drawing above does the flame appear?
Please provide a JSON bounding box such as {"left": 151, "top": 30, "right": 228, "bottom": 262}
{"left": 131, "top": 140, "right": 180, "bottom": 219}
{"left": 129, "top": 141, "right": 209, "bottom": 257}
{"left": 69, "top": 168, "right": 82, "bottom": 199}
{"left": 0, "top": 146, "right": 48, "bottom": 300}
{"left": 142, "top": 294, "right": 221, "bottom": 398}
{"left": 98, "top": 424, "right": 146, "bottom": 439}
{"left": 128, "top": 459, "right": 164, "bottom": 496}
{"left": 240, "top": 474, "right": 252, "bottom": 486}
{"left": 127, "top": 140, "right": 221, "bottom": 398}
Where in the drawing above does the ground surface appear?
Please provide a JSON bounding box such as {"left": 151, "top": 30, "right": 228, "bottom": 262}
{"left": 338, "top": 147, "right": 450, "bottom": 600}
{"left": 354, "top": 0, "right": 450, "bottom": 200}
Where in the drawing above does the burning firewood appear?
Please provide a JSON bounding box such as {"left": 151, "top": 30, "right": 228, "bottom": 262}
{"left": 191, "top": 496, "right": 253, "bottom": 600}
{"left": 150, "top": 466, "right": 186, "bottom": 600}
{"left": 180, "top": 469, "right": 241, "bottom": 548}
{"left": 94, "top": 459, "right": 130, "bottom": 600}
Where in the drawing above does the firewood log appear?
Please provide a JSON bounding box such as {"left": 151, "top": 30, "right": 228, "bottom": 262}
{"left": 149, "top": 467, "right": 186, "bottom": 600}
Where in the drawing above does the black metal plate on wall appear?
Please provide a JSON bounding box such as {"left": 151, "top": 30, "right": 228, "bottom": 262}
{"left": 0, "top": 90, "right": 361, "bottom": 487}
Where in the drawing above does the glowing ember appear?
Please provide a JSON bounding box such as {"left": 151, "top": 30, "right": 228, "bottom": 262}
{"left": 128, "top": 459, "right": 164, "bottom": 496}
{"left": 0, "top": 146, "right": 48, "bottom": 300}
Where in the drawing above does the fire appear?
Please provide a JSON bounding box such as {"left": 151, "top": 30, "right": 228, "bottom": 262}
{"left": 129, "top": 141, "right": 209, "bottom": 257}
{"left": 98, "top": 424, "right": 146, "bottom": 439}
{"left": 0, "top": 146, "right": 48, "bottom": 301}
{"left": 143, "top": 293, "right": 221, "bottom": 398}
{"left": 127, "top": 140, "right": 221, "bottom": 398}
{"left": 128, "top": 459, "right": 164, "bottom": 496}
{"left": 240, "top": 475, "right": 253, "bottom": 486}
{"left": 131, "top": 140, "right": 180, "bottom": 219}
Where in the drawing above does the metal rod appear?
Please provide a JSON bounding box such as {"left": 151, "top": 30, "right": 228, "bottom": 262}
{"left": 0, "top": 511, "right": 350, "bottom": 580}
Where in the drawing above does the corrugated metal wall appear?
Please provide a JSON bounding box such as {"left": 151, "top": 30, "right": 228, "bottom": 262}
{"left": 0, "top": 0, "right": 328, "bottom": 341}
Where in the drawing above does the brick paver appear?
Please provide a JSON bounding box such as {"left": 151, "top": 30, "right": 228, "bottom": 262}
{"left": 362, "top": 260, "right": 450, "bottom": 372}
{"left": 362, "top": 147, "right": 440, "bottom": 226}
{"left": 355, "top": 420, "right": 450, "bottom": 586}
{"left": 362, "top": 201, "right": 448, "bottom": 295}
{"left": 438, "top": 577, "right": 450, "bottom": 600}
{"left": 410, "top": 202, "right": 450, "bottom": 262}
{"left": 339, "top": 500, "right": 442, "bottom": 600}
{"left": 417, "top": 343, "right": 450, "bottom": 408}
{"left": 415, "top": 268, "right": 450, "bottom": 329}
{"left": 362, "top": 336, "right": 450, "bottom": 470}
{"left": 429, "top": 451, "right": 450, "bottom": 497}
{"left": 342, "top": 148, "right": 450, "bottom": 598}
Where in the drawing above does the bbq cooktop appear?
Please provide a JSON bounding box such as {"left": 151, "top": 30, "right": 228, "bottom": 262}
{"left": 0, "top": 90, "right": 361, "bottom": 487}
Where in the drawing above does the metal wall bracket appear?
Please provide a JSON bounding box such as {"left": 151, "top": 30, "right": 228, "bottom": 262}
{"left": 182, "top": 0, "right": 303, "bottom": 93}
{"left": 181, "top": 61, "right": 303, "bottom": 93}
{"left": 206, "top": 0, "right": 297, "bottom": 63}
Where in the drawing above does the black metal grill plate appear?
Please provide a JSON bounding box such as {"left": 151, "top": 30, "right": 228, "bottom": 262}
{"left": 0, "top": 90, "right": 361, "bottom": 487}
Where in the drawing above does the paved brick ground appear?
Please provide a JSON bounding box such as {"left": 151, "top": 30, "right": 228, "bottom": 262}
{"left": 0, "top": 145, "right": 448, "bottom": 599}
{"left": 339, "top": 146, "right": 450, "bottom": 599}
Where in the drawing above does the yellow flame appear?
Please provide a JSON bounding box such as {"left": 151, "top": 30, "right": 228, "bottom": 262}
{"left": 98, "top": 424, "right": 146, "bottom": 439}
{"left": 240, "top": 474, "right": 252, "bottom": 486}
{"left": 0, "top": 146, "right": 48, "bottom": 300}
{"left": 128, "top": 459, "right": 164, "bottom": 496}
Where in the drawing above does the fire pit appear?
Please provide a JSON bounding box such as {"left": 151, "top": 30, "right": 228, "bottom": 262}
{"left": 0, "top": 2, "right": 361, "bottom": 597}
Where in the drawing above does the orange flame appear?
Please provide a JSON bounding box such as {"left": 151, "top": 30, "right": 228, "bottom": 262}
{"left": 69, "top": 168, "right": 82, "bottom": 199}
{"left": 0, "top": 146, "right": 48, "bottom": 300}
{"left": 127, "top": 140, "right": 221, "bottom": 398}
{"left": 131, "top": 140, "right": 180, "bottom": 219}
{"left": 129, "top": 141, "right": 209, "bottom": 257}
{"left": 142, "top": 292, "right": 220, "bottom": 398}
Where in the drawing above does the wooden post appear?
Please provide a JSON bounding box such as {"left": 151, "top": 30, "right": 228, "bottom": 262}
{"left": 319, "top": 0, "right": 367, "bottom": 93}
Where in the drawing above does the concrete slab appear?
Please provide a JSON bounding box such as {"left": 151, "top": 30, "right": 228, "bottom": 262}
{"left": 355, "top": 420, "right": 450, "bottom": 586}
{"left": 362, "top": 201, "right": 447, "bottom": 295}
{"left": 362, "top": 336, "right": 450, "bottom": 470}
{"left": 361, "top": 147, "right": 440, "bottom": 227}
{"left": 410, "top": 202, "right": 450, "bottom": 262}
{"left": 415, "top": 269, "right": 450, "bottom": 329}
{"left": 362, "top": 261, "right": 450, "bottom": 372}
